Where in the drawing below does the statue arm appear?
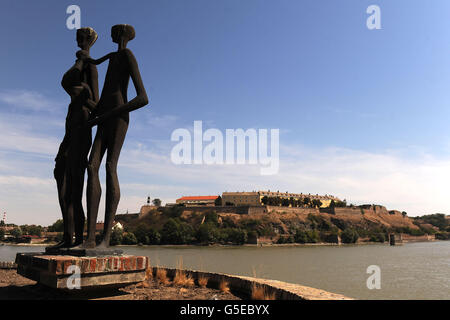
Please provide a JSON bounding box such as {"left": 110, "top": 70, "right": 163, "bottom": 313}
{"left": 88, "top": 49, "right": 148, "bottom": 126}
{"left": 88, "top": 64, "right": 99, "bottom": 103}
{"left": 84, "top": 64, "right": 99, "bottom": 113}
{"left": 86, "top": 53, "right": 113, "bottom": 65}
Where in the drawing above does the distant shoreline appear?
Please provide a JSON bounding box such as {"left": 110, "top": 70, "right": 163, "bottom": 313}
{"left": 1, "top": 239, "right": 444, "bottom": 248}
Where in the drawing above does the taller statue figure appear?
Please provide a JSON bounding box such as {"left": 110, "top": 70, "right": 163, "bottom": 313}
{"left": 80, "top": 24, "right": 148, "bottom": 248}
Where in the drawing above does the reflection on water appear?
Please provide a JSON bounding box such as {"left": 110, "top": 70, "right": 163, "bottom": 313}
{"left": 1, "top": 241, "right": 449, "bottom": 299}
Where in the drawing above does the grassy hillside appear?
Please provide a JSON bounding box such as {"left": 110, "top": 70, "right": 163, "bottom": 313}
{"left": 112, "top": 205, "right": 450, "bottom": 245}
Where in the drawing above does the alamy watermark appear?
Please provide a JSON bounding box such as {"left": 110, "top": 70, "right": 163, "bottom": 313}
{"left": 66, "top": 265, "right": 81, "bottom": 290}
{"left": 66, "top": 5, "right": 81, "bottom": 30}
{"left": 171, "top": 121, "right": 279, "bottom": 175}
{"left": 366, "top": 265, "right": 381, "bottom": 290}
{"left": 367, "top": 5, "right": 381, "bottom": 30}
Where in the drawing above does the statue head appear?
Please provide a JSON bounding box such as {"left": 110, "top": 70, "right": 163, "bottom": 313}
{"left": 76, "top": 27, "right": 98, "bottom": 51}
{"left": 111, "top": 24, "right": 135, "bottom": 47}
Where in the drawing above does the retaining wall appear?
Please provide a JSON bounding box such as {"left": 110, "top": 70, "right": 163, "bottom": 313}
{"left": 152, "top": 267, "right": 352, "bottom": 300}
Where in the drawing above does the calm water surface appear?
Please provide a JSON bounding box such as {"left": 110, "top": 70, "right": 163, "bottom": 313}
{"left": 1, "top": 241, "right": 449, "bottom": 299}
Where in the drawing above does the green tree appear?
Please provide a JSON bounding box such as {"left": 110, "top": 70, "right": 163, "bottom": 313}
{"left": 369, "top": 232, "right": 385, "bottom": 243}
{"left": 133, "top": 225, "right": 150, "bottom": 244}
{"left": 110, "top": 228, "right": 123, "bottom": 246}
{"left": 294, "top": 229, "right": 308, "bottom": 243}
{"left": 306, "top": 230, "right": 319, "bottom": 243}
{"left": 48, "top": 219, "right": 64, "bottom": 232}
{"left": 303, "top": 197, "right": 311, "bottom": 207}
{"left": 215, "top": 196, "right": 222, "bottom": 206}
{"left": 160, "top": 219, "right": 193, "bottom": 244}
{"left": 166, "top": 206, "right": 183, "bottom": 218}
{"left": 122, "top": 232, "right": 138, "bottom": 245}
{"left": 152, "top": 198, "right": 162, "bottom": 207}
{"left": 10, "top": 227, "right": 23, "bottom": 239}
{"left": 261, "top": 196, "right": 269, "bottom": 205}
{"left": 228, "top": 228, "right": 247, "bottom": 244}
{"left": 0, "top": 228, "right": 5, "bottom": 240}
{"left": 312, "top": 199, "right": 322, "bottom": 208}
{"left": 25, "top": 225, "right": 43, "bottom": 237}
{"left": 147, "top": 228, "right": 161, "bottom": 244}
{"left": 195, "top": 223, "right": 217, "bottom": 244}
{"left": 161, "top": 219, "right": 181, "bottom": 244}
{"left": 341, "top": 229, "right": 359, "bottom": 244}
{"left": 204, "top": 211, "right": 219, "bottom": 226}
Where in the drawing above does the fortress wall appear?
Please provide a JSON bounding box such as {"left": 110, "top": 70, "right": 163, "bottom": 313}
{"left": 333, "top": 207, "right": 365, "bottom": 216}
{"left": 182, "top": 206, "right": 252, "bottom": 215}
{"left": 265, "top": 206, "right": 319, "bottom": 215}
{"left": 401, "top": 234, "right": 435, "bottom": 242}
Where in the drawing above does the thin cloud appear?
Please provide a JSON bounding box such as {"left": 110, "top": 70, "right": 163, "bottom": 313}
{"left": 0, "top": 89, "right": 61, "bottom": 112}
{"left": 0, "top": 118, "right": 58, "bottom": 156}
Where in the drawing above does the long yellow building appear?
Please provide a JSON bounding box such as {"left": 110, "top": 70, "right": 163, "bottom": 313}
{"left": 221, "top": 190, "right": 340, "bottom": 208}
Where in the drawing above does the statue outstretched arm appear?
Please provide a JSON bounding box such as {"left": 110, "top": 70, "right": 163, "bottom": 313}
{"left": 88, "top": 49, "right": 148, "bottom": 126}
{"left": 86, "top": 53, "right": 113, "bottom": 65}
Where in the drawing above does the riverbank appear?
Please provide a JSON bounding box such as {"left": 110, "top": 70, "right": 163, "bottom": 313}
{"left": 1, "top": 237, "right": 443, "bottom": 248}
{"left": 0, "top": 269, "right": 241, "bottom": 300}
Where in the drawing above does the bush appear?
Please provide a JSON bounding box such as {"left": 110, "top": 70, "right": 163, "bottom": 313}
{"left": 133, "top": 225, "right": 150, "bottom": 244}
{"left": 306, "top": 230, "right": 319, "bottom": 243}
{"left": 195, "top": 223, "right": 217, "bottom": 244}
{"left": 160, "top": 219, "right": 194, "bottom": 244}
{"left": 204, "top": 211, "right": 219, "bottom": 226}
{"left": 229, "top": 229, "right": 247, "bottom": 244}
{"left": 147, "top": 228, "right": 161, "bottom": 244}
{"left": 369, "top": 232, "right": 385, "bottom": 243}
{"left": 110, "top": 228, "right": 123, "bottom": 246}
{"left": 162, "top": 206, "right": 183, "bottom": 219}
{"left": 435, "top": 232, "right": 450, "bottom": 240}
{"left": 341, "top": 229, "right": 359, "bottom": 244}
{"left": 10, "top": 228, "right": 23, "bottom": 239}
{"left": 330, "top": 218, "right": 350, "bottom": 231}
{"left": 416, "top": 214, "right": 449, "bottom": 231}
{"left": 409, "top": 228, "right": 425, "bottom": 236}
{"left": 419, "top": 225, "right": 436, "bottom": 235}
{"left": 122, "top": 232, "right": 138, "bottom": 245}
{"left": 48, "top": 219, "right": 64, "bottom": 232}
{"left": 294, "top": 229, "right": 308, "bottom": 243}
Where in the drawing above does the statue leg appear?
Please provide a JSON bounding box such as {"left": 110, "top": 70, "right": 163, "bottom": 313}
{"left": 83, "top": 127, "right": 106, "bottom": 248}
{"left": 49, "top": 157, "right": 73, "bottom": 248}
{"left": 99, "top": 119, "right": 128, "bottom": 247}
{"left": 70, "top": 129, "right": 91, "bottom": 246}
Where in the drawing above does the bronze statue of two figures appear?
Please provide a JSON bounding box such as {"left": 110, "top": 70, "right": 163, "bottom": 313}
{"left": 48, "top": 24, "right": 148, "bottom": 254}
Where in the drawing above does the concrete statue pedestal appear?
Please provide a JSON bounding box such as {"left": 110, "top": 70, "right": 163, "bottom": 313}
{"left": 15, "top": 252, "right": 148, "bottom": 290}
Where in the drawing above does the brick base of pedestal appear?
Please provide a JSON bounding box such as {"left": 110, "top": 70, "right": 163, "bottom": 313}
{"left": 15, "top": 252, "right": 149, "bottom": 290}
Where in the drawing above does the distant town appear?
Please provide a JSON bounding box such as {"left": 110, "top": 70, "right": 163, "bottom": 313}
{"left": 1, "top": 190, "right": 450, "bottom": 246}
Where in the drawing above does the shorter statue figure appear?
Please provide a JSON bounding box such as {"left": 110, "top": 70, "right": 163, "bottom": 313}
{"left": 50, "top": 27, "right": 99, "bottom": 249}
{"left": 79, "top": 24, "right": 148, "bottom": 248}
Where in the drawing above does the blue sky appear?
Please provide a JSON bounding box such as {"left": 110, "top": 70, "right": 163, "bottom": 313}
{"left": 1, "top": 0, "right": 450, "bottom": 225}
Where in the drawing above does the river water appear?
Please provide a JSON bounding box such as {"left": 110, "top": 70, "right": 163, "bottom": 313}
{"left": 1, "top": 241, "right": 449, "bottom": 299}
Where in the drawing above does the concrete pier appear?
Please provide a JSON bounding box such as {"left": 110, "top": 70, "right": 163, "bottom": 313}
{"left": 15, "top": 252, "right": 148, "bottom": 290}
